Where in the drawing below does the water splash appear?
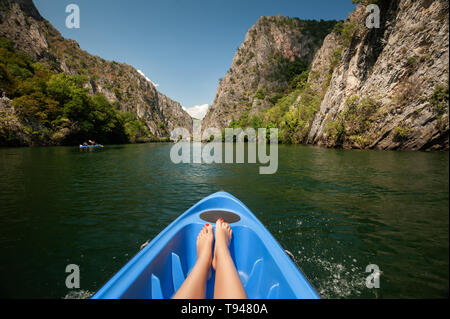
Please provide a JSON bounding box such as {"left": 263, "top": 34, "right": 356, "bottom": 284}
{"left": 63, "top": 290, "right": 94, "bottom": 299}
{"left": 314, "top": 258, "right": 366, "bottom": 298}
{"left": 297, "top": 249, "right": 367, "bottom": 299}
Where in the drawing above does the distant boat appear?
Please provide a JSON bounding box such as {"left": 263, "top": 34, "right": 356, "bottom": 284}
{"left": 79, "top": 144, "right": 104, "bottom": 149}
{"left": 92, "top": 192, "right": 319, "bottom": 299}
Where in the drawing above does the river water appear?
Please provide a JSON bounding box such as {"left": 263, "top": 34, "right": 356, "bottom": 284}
{"left": 0, "top": 143, "right": 448, "bottom": 298}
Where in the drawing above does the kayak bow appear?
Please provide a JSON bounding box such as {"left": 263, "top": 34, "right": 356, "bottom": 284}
{"left": 92, "top": 191, "right": 319, "bottom": 299}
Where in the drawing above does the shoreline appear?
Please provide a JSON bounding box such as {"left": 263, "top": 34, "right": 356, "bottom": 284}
{"left": 1, "top": 140, "right": 449, "bottom": 153}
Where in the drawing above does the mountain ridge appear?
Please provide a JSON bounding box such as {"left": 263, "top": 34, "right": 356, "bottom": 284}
{"left": 202, "top": 15, "right": 337, "bottom": 133}
{"left": 0, "top": 0, "right": 192, "bottom": 146}
{"left": 202, "top": 0, "right": 449, "bottom": 150}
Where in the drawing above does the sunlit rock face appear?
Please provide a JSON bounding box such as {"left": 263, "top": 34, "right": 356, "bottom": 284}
{"left": 0, "top": 0, "right": 192, "bottom": 140}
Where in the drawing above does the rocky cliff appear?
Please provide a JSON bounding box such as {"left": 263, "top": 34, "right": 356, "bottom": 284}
{"left": 307, "top": 0, "right": 449, "bottom": 150}
{"left": 203, "top": 0, "right": 448, "bottom": 150}
{"left": 0, "top": 0, "right": 192, "bottom": 144}
{"left": 0, "top": 97, "right": 27, "bottom": 145}
{"left": 202, "top": 15, "right": 336, "bottom": 132}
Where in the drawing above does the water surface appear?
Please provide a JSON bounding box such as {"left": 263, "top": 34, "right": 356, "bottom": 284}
{"left": 0, "top": 144, "right": 448, "bottom": 298}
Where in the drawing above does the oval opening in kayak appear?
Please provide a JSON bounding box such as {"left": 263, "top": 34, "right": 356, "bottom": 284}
{"left": 199, "top": 210, "right": 241, "bottom": 223}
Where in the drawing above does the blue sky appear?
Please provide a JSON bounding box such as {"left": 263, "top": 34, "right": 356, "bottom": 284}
{"left": 33, "top": 0, "right": 356, "bottom": 116}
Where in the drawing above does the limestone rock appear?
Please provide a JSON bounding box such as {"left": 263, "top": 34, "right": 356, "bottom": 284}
{"left": 0, "top": 0, "right": 192, "bottom": 141}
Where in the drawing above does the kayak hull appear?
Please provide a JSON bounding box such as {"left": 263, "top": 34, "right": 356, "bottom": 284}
{"left": 92, "top": 192, "right": 319, "bottom": 299}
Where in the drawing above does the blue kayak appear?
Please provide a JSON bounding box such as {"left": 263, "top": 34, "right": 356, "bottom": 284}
{"left": 92, "top": 192, "right": 319, "bottom": 299}
{"left": 79, "top": 144, "right": 103, "bottom": 149}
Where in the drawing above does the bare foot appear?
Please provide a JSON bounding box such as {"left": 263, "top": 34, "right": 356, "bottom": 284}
{"left": 212, "top": 218, "right": 232, "bottom": 270}
{"left": 196, "top": 223, "right": 214, "bottom": 266}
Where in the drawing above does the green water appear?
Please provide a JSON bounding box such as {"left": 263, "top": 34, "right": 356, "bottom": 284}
{"left": 0, "top": 143, "right": 448, "bottom": 299}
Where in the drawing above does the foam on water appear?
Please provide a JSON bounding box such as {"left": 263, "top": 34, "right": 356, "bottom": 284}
{"left": 294, "top": 244, "right": 369, "bottom": 299}
{"left": 314, "top": 258, "right": 366, "bottom": 298}
{"left": 63, "top": 290, "right": 94, "bottom": 299}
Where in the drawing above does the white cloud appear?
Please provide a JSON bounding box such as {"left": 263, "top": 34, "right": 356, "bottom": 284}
{"left": 137, "top": 69, "right": 159, "bottom": 88}
{"left": 183, "top": 104, "right": 209, "bottom": 120}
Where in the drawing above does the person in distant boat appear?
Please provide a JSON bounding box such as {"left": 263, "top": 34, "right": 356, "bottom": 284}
{"left": 88, "top": 140, "right": 96, "bottom": 145}
{"left": 172, "top": 218, "right": 247, "bottom": 299}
